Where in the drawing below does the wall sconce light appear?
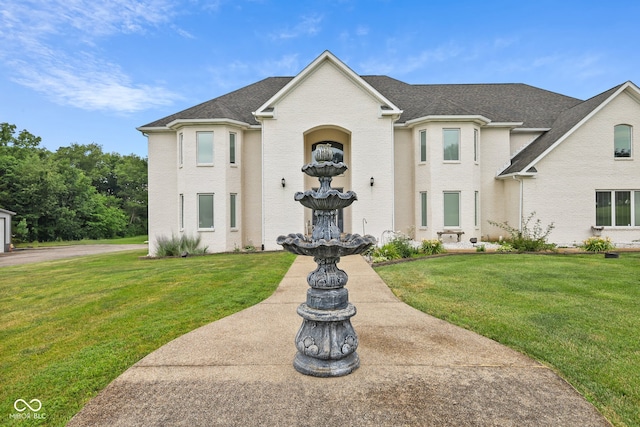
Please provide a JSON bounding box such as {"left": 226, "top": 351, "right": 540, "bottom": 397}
{"left": 370, "top": 176, "right": 374, "bottom": 186}
{"left": 281, "top": 178, "right": 286, "bottom": 188}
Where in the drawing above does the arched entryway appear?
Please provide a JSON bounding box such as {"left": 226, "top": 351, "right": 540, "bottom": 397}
{"left": 303, "top": 126, "right": 352, "bottom": 235}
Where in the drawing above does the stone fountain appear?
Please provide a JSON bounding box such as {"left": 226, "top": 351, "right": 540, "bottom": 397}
{"left": 277, "top": 143, "right": 377, "bottom": 377}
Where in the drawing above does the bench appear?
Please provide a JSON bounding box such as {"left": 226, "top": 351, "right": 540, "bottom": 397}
{"left": 437, "top": 230, "right": 465, "bottom": 242}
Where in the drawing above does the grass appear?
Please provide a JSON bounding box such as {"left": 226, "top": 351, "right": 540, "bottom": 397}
{"left": 14, "top": 235, "right": 148, "bottom": 248}
{"left": 0, "top": 249, "right": 296, "bottom": 426}
{"left": 375, "top": 253, "right": 640, "bottom": 427}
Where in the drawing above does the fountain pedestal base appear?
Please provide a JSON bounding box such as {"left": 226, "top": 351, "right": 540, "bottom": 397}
{"left": 293, "top": 302, "right": 359, "bottom": 377}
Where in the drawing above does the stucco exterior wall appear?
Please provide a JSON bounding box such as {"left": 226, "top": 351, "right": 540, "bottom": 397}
{"left": 510, "top": 130, "right": 545, "bottom": 157}
{"left": 393, "top": 128, "right": 414, "bottom": 237}
{"left": 409, "top": 122, "right": 483, "bottom": 242}
{"left": 521, "top": 90, "right": 640, "bottom": 245}
{"left": 481, "top": 127, "right": 517, "bottom": 239}
{"left": 242, "top": 129, "right": 263, "bottom": 249}
{"left": 260, "top": 60, "right": 395, "bottom": 250}
{"left": 147, "top": 131, "right": 178, "bottom": 255}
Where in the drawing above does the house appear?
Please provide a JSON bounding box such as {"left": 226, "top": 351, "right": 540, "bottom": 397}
{"left": 138, "top": 51, "right": 640, "bottom": 255}
{"left": 0, "top": 208, "right": 16, "bottom": 253}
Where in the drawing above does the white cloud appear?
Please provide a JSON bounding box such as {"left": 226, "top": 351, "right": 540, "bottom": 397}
{"left": 358, "top": 43, "right": 462, "bottom": 76}
{"left": 0, "top": 0, "right": 180, "bottom": 113}
{"left": 205, "top": 54, "right": 303, "bottom": 91}
{"left": 268, "top": 14, "right": 323, "bottom": 40}
{"left": 10, "top": 54, "right": 180, "bottom": 112}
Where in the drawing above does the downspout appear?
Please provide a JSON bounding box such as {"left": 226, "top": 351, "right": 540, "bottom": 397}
{"left": 259, "top": 120, "right": 266, "bottom": 251}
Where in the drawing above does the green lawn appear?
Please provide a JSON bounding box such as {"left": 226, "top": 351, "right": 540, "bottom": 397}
{"left": 375, "top": 253, "right": 640, "bottom": 427}
{"left": 14, "top": 235, "right": 148, "bottom": 248}
{"left": 0, "top": 250, "right": 296, "bottom": 426}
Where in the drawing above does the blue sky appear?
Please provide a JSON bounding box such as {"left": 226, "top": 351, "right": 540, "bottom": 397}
{"left": 1, "top": 0, "right": 639, "bottom": 157}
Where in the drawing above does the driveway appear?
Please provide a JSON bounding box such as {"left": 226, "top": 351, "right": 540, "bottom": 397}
{"left": 0, "top": 244, "right": 148, "bottom": 267}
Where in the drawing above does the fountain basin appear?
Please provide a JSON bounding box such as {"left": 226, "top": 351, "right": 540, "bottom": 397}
{"left": 295, "top": 189, "right": 357, "bottom": 210}
{"left": 277, "top": 233, "right": 376, "bottom": 258}
{"left": 302, "top": 162, "right": 348, "bottom": 177}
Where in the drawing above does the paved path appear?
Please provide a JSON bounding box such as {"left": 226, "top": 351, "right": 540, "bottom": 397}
{"left": 0, "top": 244, "right": 148, "bottom": 266}
{"left": 67, "top": 255, "right": 610, "bottom": 426}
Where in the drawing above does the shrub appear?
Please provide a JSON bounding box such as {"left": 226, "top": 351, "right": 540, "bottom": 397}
{"left": 581, "top": 236, "right": 615, "bottom": 252}
{"left": 420, "top": 239, "right": 445, "bottom": 255}
{"left": 476, "top": 244, "right": 486, "bottom": 252}
{"left": 488, "top": 212, "right": 556, "bottom": 252}
{"left": 155, "top": 233, "right": 208, "bottom": 257}
{"left": 496, "top": 242, "right": 515, "bottom": 253}
{"left": 388, "top": 235, "right": 417, "bottom": 258}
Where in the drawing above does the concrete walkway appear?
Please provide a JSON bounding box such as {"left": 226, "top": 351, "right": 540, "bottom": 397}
{"left": 67, "top": 256, "right": 610, "bottom": 426}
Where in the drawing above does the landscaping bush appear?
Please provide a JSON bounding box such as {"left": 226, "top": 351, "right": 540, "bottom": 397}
{"left": 388, "top": 235, "right": 417, "bottom": 258}
{"left": 420, "top": 239, "right": 445, "bottom": 255}
{"left": 488, "top": 212, "right": 556, "bottom": 252}
{"left": 155, "top": 233, "right": 208, "bottom": 256}
{"left": 581, "top": 236, "right": 615, "bottom": 252}
{"left": 369, "top": 235, "right": 420, "bottom": 262}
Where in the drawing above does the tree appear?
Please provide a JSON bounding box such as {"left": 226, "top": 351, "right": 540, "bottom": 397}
{"left": 0, "top": 123, "right": 147, "bottom": 241}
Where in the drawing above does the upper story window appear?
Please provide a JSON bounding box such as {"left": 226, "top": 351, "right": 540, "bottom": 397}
{"left": 473, "top": 129, "right": 479, "bottom": 163}
{"left": 443, "top": 129, "right": 460, "bottom": 161}
{"left": 614, "top": 124, "right": 632, "bottom": 158}
{"left": 312, "top": 141, "right": 343, "bottom": 163}
{"left": 229, "top": 132, "right": 237, "bottom": 164}
{"left": 178, "top": 133, "right": 184, "bottom": 167}
{"left": 419, "top": 130, "right": 427, "bottom": 162}
{"left": 197, "top": 131, "right": 214, "bottom": 165}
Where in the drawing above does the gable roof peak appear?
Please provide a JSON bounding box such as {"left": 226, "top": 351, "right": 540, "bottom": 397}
{"left": 253, "top": 51, "right": 402, "bottom": 119}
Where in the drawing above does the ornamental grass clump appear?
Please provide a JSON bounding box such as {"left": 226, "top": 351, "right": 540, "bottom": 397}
{"left": 155, "top": 233, "right": 208, "bottom": 256}
{"left": 581, "top": 236, "right": 615, "bottom": 252}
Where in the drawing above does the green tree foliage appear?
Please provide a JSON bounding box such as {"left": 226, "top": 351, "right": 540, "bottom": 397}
{"left": 0, "top": 123, "right": 147, "bottom": 242}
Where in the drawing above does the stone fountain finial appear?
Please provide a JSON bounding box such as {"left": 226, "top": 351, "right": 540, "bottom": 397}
{"left": 277, "top": 144, "right": 377, "bottom": 377}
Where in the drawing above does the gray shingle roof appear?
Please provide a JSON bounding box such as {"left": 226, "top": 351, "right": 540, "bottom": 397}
{"left": 141, "top": 75, "right": 582, "bottom": 129}
{"left": 140, "top": 77, "right": 293, "bottom": 128}
{"left": 499, "top": 84, "right": 623, "bottom": 175}
{"left": 140, "top": 72, "right": 625, "bottom": 176}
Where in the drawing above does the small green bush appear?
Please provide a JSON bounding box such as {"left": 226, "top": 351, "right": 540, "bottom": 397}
{"left": 388, "top": 235, "right": 417, "bottom": 258}
{"left": 581, "top": 236, "right": 615, "bottom": 252}
{"left": 155, "top": 233, "right": 208, "bottom": 256}
{"left": 488, "top": 212, "right": 556, "bottom": 252}
{"left": 420, "top": 239, "right": 445, "bottom": 255}
{"left": 496, "top": 242, "right": 515, "bottom": 253}
{"left": 369, "top": 235, "right": 420, "bottom": 262}
{"left": 476, "top": 244, "right": 486, "bottom": 252}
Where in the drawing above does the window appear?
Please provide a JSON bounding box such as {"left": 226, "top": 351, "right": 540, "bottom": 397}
{"left": 419, "top": 130, "right": 427, "bottom": 162}
{"left": 614, "top": 125, "right": 632, "bottom": 158}
{"left": 474, "top": 191, "right": 479, "bottom": 227}
{"left": 230, "top": 193, "right": 237, "bottom": 228}
{"left": 420, "top": 192, "right": 427, "bottom": 227}
{"left": 596, "top": 190, "right": 640, "bottom": 226}
{"left": 229, "top": 132, "right": 236, "bottom": 164}
{"left": 198, "top": 193, "right": 214, "bottom": 229}
{"left": 178, "top": 133, "right": 183, "bottom": 166}
{"left": 473, "top": 129, "right": 479, "bottom": 162}
{"left": 179, "top": 194, "right": 184, "bottom": 230}
{"left": 443, "top": 192, "right": 460, "bottom": 227}
{"left": 197, "top": 131, "right": 214, "bottom": 165}
{"left": 443, "top": 129, "right": 460, "bottom": 161}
